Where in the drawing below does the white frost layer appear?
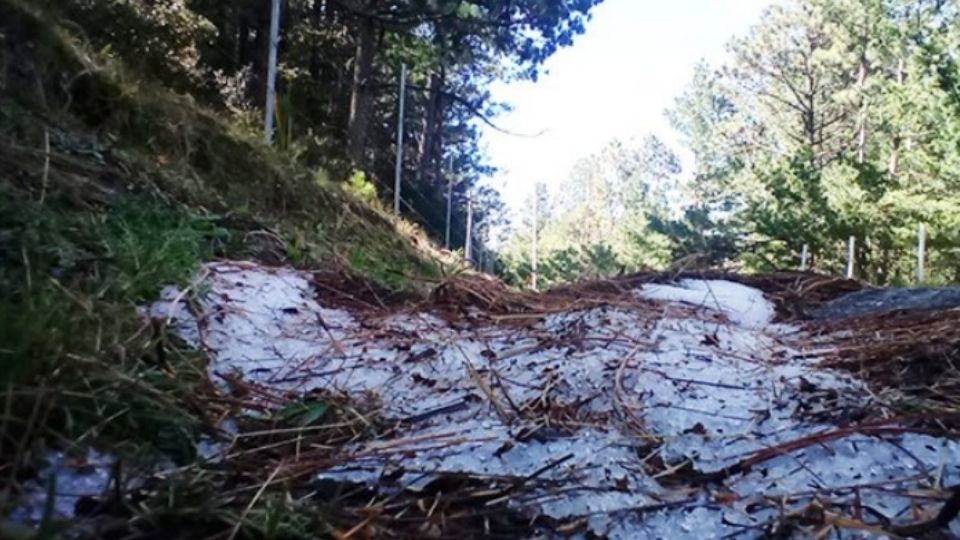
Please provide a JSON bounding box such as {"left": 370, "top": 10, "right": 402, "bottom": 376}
{"left": 10, "top": 449, "right": 114, "bottom": 523}
{"left": 638, "top": 279, "right": 776, "bottom": 328}
{"left": 138, "top": 262, "right": 959, "bottom": 539}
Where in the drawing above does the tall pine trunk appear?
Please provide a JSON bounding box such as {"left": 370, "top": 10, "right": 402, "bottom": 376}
{"left": 347, "top": 13, "right": 376, "bottom": 166}
{"left": 888, "top": 56, "right": 904, "bottom": 176}
{"left": 855, "top": 52, "right": 868, "bottom": 164}
{"left": 248, "top": 1, "right": 271, "bottom": 111}
{"left": 418, "top": 68, "right": 445, "bottom": 183}
{"left": 308, "top": 0, "right": 323, "bottom": 80}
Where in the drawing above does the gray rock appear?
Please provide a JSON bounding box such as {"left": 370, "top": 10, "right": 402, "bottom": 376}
{"left": 811, "top": 286, "right": 960, "bottom": 320}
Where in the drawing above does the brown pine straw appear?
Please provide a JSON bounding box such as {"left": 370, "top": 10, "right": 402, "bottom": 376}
{"left": 289, "top": 269, "right": 957, "bottom": 537}
{"left": 73, "top": 268, "right": 957, "bottom": 539}
{"left": 803, "top": 308, "right": 960, "bottom": 413}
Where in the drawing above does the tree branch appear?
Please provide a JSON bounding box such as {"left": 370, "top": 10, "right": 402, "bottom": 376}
{"left": 380, "top": 83, "right": 547, "bottom": 138}
{"left": 330, "top": 0, "right": 522, "bottom": 32}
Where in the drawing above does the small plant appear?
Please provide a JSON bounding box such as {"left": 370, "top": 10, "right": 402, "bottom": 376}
{"left": 276, "top": 399, "right": 329, "bottom": 427}
{"left": 312, "top": 167, "right": 333, "bottom": 187}
{"left": 344, "top": 170, "right": 377, "bottom": 202}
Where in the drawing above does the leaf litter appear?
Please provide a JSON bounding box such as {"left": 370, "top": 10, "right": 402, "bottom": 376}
{"left": 14, "top": 262, "right": 960, "bottom": 538}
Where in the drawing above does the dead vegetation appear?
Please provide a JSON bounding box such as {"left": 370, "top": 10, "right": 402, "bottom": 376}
{"left": 806, "top": 309, "right": 960, "bottom": 417}
{"left": 421, "top": 268, "right": 864, "bottom": 326}
{"left": 4, "top": 251, "right": 959, "bottom": 539}
{"left": 117, "top": 264, "right": 959, "bottom": 540}
{"left": 2, "top": 1, "right": 959, "bottom": 538}
{"left": 0, "top": 2, "right": 452, "bottom": 538}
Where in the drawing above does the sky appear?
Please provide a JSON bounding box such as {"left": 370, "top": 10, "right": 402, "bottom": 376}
{"left": 481, "top": 0, "right": 775, "bottom": 226}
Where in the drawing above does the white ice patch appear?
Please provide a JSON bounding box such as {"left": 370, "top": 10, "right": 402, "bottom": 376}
{"left": 731, "top": 432, "right": 960, "bottom": 520}
{"left": 133, "top": 262, "right": 960, "bottom": 538}
{"left": 638, "top": 279, "right": 776, "bottom": 328}
{"left": 9, "top": 449, "right": 115, "bottom": 523}
{"left": 606, "top": 505, "right": 772, "bottom": 540}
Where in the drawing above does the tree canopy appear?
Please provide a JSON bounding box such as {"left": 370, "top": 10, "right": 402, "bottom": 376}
{"left": 35, "top": 0, "right": 602, "bottom": 257}
{"left": 503, "top": 0, "right": 960, "bottom": 287}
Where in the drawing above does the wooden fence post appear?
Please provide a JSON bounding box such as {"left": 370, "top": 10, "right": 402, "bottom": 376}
{"left": 464, "top": 192, "right": 473, "bottom": 265}
{"left": 531, "top": 185, "right": 539, "bottom": 291}
{"left": 917, "top": 224, "right": 926, "bottom": 283}
{"left": 393, "top": 64, "right": 407, "bottom": 215}
{"left": 846, "top": 236, "right": 855, "bottom": 279}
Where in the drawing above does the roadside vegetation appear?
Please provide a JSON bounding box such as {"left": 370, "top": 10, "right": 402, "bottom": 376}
{"left": 0, "top": 1, "right": 452, "bottom": 537}
{"left": 501, "top": 0, "right": 960, "bottom": 288}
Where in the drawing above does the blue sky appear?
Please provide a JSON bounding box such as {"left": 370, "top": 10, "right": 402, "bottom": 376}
{"left": 482, "top": 0, "right": 775, "bottom": 220}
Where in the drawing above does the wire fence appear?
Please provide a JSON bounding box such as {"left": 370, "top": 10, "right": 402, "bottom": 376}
{"left": 374, "top": 62, "right": 498, "bottom": 272}
{"left": 797, "top": 226, "right": 959, "bottom": 284}
{"left": 254, "top": 28, "right": 492, "bottom": 273}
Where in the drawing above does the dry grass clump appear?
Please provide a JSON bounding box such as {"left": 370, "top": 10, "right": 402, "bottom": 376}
{"left": 806, "top": 309, "right": 960, "bottom": 415}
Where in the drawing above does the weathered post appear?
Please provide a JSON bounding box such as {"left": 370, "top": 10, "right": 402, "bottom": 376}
{"left": 445, "top": 155, "right": 453, "bottom": 249}
{"left": 464, "top": 192, "right": 473, "bottom": 265}
{"left": 800, "top": 244, "right": 809, "bottom": 271}
{"left": 846, "top": 236, "right": 856, "bottom": 279}
{"left": 917, "top": 224, "right": 926, "bottom": 283}
{"left": 393, "top": 64, "right": 407, "bottom": 215}
{"left": 531, "top": 185, "right": 539, "bottom": 291}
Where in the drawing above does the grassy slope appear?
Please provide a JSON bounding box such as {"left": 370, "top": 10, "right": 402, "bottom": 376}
{"left": 0, "top": 2, "right": 453, "bottom": 537}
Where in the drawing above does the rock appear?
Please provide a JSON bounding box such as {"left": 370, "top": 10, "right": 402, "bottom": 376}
{"left": 811, "top": 286, "right": 960, "bottom": 320}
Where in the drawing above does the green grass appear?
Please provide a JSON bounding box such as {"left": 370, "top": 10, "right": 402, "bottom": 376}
{"left": 0, "top": 0, "right": 442, "bottom": 284}
{"left": 0, "top": 192, "right": 208, "bottom": 371}
{"left": 0, "top": 188, "right": 216, "bottom": 458}
{"left": 0, "top": 1, "right": 449, "bottom": 537}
